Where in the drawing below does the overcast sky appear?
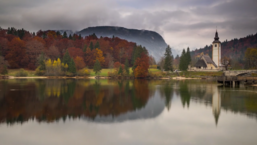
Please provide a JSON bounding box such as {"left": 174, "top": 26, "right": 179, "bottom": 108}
{"left": 0, "top": 0, "right": 257, "bottom": 51}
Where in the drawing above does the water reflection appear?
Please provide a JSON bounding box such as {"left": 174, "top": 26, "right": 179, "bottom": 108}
{"left": 0, "top": 79, "right": 257, "bottom": 126}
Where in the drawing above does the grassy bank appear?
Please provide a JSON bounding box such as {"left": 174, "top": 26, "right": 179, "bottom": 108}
{"left": 6, "top": 68, "right": 162, "bottom": 77}
{"left": 7, "top": 69, "right": 36, "bottom": 77}
{"left": 6, "top": 69, "right": 223, "bottom": 78}
{"left": 180, "top": 71, "right": 223, "bottom": 78}
{"left": 89, "top": 68, "right": 162, "bottom": 77}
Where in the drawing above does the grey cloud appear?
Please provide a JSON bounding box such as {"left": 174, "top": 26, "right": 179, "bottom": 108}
{"left": 0, "top": 0, "right": 256, "bottom": 51}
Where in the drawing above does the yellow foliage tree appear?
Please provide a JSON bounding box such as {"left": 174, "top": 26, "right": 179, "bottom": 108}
{"left": 95, "top": 48, "right": 105, "bottom": 65}
{"left": 45, "top": 58, "right": 62, "bottom": 75}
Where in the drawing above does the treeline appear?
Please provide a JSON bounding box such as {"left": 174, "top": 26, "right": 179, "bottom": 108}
{"left": 0, "top": 27, "right": 154, "bottom": 76}
{"left": 190, "top": 33, "right": 257, "bottom": 69}
{"left": 158, "top": 46, "right": 191, "bottom": 71}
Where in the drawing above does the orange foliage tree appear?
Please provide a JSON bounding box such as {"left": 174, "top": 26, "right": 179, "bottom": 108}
{"left": 74, "top": 56, "right": 86, "bottom": 70}
{"left": 134, "top": 53, "right": 149, "bottom": 77}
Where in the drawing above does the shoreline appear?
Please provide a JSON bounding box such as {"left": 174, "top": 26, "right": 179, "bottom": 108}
{"left": 2, "top": 76, "right": 201, "bottom": 80}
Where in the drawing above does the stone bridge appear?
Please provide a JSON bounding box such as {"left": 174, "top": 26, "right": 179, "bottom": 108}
{"left": 224, "top": 70, "right": 257, "bottom": 76}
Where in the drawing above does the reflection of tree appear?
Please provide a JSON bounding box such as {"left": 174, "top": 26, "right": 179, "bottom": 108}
{"left": 0, "top": 79, "right": 153, "bottom": 124}
{"left": 179, "top": 82, "right": 191, "bottom": 108}
{"left": 159, "top": 81, "right": 174, "bottom": 110}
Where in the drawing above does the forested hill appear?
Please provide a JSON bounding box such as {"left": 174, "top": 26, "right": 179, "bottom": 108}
{"left": 190, "top": 33, "right": 257, "bottom": 68}
{"left": 0, "top": 27, "right": 153, "bottom": 71}
{"left": 76, "top": 26, "right": 173, "bottom": 60}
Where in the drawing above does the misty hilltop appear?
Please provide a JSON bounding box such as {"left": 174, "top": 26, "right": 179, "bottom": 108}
{"left": 76, "top": 26, "right": 175, "bottom": 60}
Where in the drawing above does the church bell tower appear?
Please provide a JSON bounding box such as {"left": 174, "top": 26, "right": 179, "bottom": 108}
{"left": 212, "top": 30, "right": 221, "bottom": 68}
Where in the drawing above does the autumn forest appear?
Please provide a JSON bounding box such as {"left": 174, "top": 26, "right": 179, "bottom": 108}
{"left": 0, "top": 27, "right": 157, "bottom": 77}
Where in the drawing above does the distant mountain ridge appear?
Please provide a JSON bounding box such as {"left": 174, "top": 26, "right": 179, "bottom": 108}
{"left": 76, "top": 26, "right": 175, "bottom": 60}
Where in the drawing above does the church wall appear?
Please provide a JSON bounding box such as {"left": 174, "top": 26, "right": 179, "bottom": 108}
{"left": 212, "top": 43, "right": 220, "bottom": 67}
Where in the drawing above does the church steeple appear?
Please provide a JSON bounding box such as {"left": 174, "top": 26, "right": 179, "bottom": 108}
{"left": 214, "top": 30, "right": 219, "bottom": 41}
{"left": 213, "top": 30, "right": 221, "bottom": 43}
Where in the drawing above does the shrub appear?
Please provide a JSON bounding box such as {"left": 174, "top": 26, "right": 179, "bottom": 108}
{"left": 35, "top": 67, "right": 45, "bottom": 76}
{"left": 65, "top": 72, "right": 74, "bottom": 77}
{"left": 108, "top": 72, "right": 115, "bottom": 77}
{"left": 15, "top": 69, "right": 28, "bottom": 77}
{"left": 77, "top": 68, "right": 90, "bottom": 76}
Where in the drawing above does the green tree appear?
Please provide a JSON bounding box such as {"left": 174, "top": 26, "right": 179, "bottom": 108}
{"left": 63, "top": 50, "right": 71, "bottom": 65}
{"left": 93, "top": 59, "right": 102, "bottom": 76}
{"left": 68, "top": 34, "right": 72, "bottom": 39}
{"left": 132, "top": 45, "right": 147, "bottom": 69}
{"left": 63, "top": 32, "right": 67, "bottom": 38}
{"left": 125, "top": 58, "right": 129, "bottom": 75}
{"left": 95, "top": 41, "right": 100, "bottom": 49}
{"left": 118, "top": 66, "right": 123, "bottom": 75}
{"left": 83, "top": 44, "right": 87, "bottom": 52}
{"left": 185, "top": 47, "right": 191, "bottom": 67}
{"left": 68, "top": 58, "right": 76, "bottom": 74}
{"left": 90, "top": 42, "right": 94, "bottom": 50}
{"left": 164, "top": 45, "right": 173, "bottom": 71}
{"left": 38, "top": 52, "right": 46, "bottom": 70}
{"left": 56, "top": 31, "right": 61, "bottom": 36}
{"left": 179, "top": 49, "right": 187, "bottom": 71}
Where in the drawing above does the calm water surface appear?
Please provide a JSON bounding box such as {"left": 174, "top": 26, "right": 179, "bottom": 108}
{"left": 0, "top": 79, "right": 257, "bottom": 145}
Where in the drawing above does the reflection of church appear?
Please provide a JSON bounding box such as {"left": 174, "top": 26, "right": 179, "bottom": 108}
{"left": 189, "top": 30, "right": 223, "bottom": 71}
{"left": 212, "top": 87, "right": 221, "bottom": 125}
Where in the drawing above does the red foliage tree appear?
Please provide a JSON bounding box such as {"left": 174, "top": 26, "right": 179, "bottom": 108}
{"left": 6, "top": 37, "right": 27, "bottom": 68}
{"left": 68, "top": 47, "right": 84, "bottom": 59}
{"left": 134, "top": 53, "right": 149, "bottom": 77}
{"left": 25, "top": 39, "right": 45, "bottom": 69}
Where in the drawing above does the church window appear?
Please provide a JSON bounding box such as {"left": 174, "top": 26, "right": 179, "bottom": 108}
{"left": 215, "top": 44, "right": 217, "bottom": 47}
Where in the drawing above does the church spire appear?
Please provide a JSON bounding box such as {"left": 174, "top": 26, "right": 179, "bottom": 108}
{"left": 214, "top": 30, "right": 219, "bottom": 41}
{"left": 213, "top": 30, "right": 221, "bottom": 43}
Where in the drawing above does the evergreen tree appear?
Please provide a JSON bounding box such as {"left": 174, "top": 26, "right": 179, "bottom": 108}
{"left": 68, "top": 58, "right": 76, "bottom": 74}
{"left": 79, "top": 34, "right": 82, "bottom": 39}
{"left": 179, "top": 49, "right": 187, "bottom": 71}
{"left": 95, "top": 41, "right": 100, "bottom": 49}
{"left": 68, "top": 34, "right": 72, "bottom": 39}
{"left": 90, "top": 42, "right": 94, "bottom": 50}
{"left": 185, "top": 47, "right": 191, "bottom": 67}
{"left": 125, "top": 58, "right": 129, "bottom": 75}
{"left": 38, "top": 53, "right": 46, "bottom": 70}
{"left": 63, "top": 50, "right": 71, "bottom": 65}
{"left": 72, "top": 34, "right": 76, "bottom": 40}
{"left": 42, "top": 33, "right": 46, "bottom": 39}
{"left": 118, "top": 66, "right": 123, "bottom": 75}
{"left": 83, "top": 45, "right": 87, "bottom": 52}
{"left": 164, "top": 45, "right": 173, "bottom": 71}
{"left": 56, "top": 31, "right": 61, "bottom": 36}
{"left": 132, "top": 45, "right": 148, "bottom": 69}
{"left": 63, "top": 32, "right": 68, "bottom": 38}
{"left": 93, "top": 59, "right": 102, "bottom": 76}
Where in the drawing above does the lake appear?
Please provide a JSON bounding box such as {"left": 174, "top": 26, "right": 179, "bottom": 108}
{"left": 0, "top": 79, "right": 257, "bottom": 145}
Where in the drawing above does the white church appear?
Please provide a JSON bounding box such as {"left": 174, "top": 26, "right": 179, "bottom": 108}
{"left": 189, "top": 30, "right": 224, "bottom": 71}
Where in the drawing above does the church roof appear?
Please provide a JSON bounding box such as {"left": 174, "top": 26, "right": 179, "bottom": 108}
{"left": 202, "top": 55, "right": 217, "bottom": 67}
{"left": 194, "top": 59, "right": 207, "bottom": 68}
